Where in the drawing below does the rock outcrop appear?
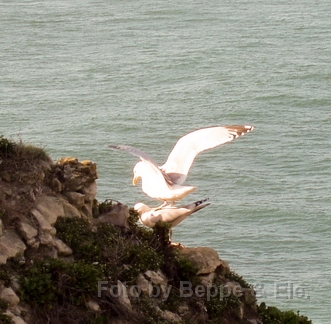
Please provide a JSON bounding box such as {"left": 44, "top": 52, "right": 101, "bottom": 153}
{"left": 0, "top": 230, "right": 26, "bottom": 265}
{"left": 0, "top": 157, "right": 98, "bottom": 266}
{"left": 0, "top": 139, "right": 312, "bottom": 324}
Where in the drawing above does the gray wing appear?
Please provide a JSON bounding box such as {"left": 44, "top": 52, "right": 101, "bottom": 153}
{"left": 149, "top": 208, "right": 190, "bottom": 224}
{"left": 160, "top": 125, "right": 254, "bottom": 184}
{"left": 109, "top": 145, "right": 157, "bottom": 165}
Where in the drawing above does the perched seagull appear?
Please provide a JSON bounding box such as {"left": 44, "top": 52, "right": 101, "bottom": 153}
{"left": 110, "top": 125, "right": 254, "bottom": 208}
{"left": 134, "top": 198, "right": 210, "bottom": 231}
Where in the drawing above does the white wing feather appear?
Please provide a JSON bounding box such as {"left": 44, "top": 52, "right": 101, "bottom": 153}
{"left": 161, "top": 125, "right": 253, "bottom": 184}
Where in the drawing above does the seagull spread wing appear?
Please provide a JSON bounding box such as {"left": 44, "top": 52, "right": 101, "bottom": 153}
{"left": 161, "top": 125, "right": 253, "bottom": 184}
{"left": 109, "top": 145, "right": 157, "bottom": 165}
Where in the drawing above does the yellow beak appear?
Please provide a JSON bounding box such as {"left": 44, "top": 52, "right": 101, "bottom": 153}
{"left": 132, "top": 176, "right": 139, "bottom": 186}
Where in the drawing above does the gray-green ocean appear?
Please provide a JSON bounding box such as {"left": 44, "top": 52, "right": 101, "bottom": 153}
{"left": 1, "top": 1, "right": 330, "bottom": 322}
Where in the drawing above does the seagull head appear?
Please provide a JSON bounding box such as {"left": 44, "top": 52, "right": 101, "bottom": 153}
{"left": 132, "top": 161, "right": 147, "bottom": 185}
{"left": 132, "top": 163, "right": 141, "bottom": 185}
{"left": 133, "top": 202, "right": 151, "bottom": 215}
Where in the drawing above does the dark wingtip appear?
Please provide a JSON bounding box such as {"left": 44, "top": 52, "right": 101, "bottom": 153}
{"left": 195, "top": 198, "right": 209, "bottom": 207}
{"left": 245, "top": 125, "right": 254, "bottom": 132}
{"left": 108, "top": 145, "right": 120, "bottom": 149}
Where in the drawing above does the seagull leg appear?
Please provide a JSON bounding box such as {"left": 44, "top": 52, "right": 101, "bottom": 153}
{"left": 154, "top": 201, "right": 168, "bottom": 210}
{"left": 169, "top": 228, "right": 173, "bottom": 242}
{"left": 154, "top": 200, "right": 177, "bottom": 210}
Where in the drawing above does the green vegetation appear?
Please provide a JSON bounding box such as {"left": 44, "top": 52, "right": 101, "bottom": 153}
{"left": 258, "top": 302, "right": 312, "bottom": 324}
{"left": 131, "top": 295, "right": 174, "bottom": 324}
{"left": 54, "top": 216, "right": 163, "bottom": 283}
{"left": 225, "top": 270, "right": 252, "bottom": 289}
{"left": 0, "top": 208, "right": 312, "bottom": 323}
{"left": 0, "top": 135, "right": 50, "bottom": 187}
{"left": 0, "top": 137, "right": 313, "bottom": 323}
{"left": 206, "top": 289, "right": 241, "bottom": 321}
{"left": 20, "top": 258, "right": 102, "bottom": 306}
{"left": 0, "top": 135, "right": 49, "bottom": 162}
{"left": 172, "top": 256, "right": 199, "bottom": 286}
{"left": 15, "top": 211, "right": 178, "bottom": 323}
{"left": 97, "top": 199, "right": 115, "bottom": 215}
{"left": 203, "top": 271, "right": 246, "bottom": 321}
{"left": 0, "top": 265, "right": 12, "bottom": 287}
{"left": 15, "top": 143, "right": 49, "bottom": 162}
{"left": 0, "top": 136, "right": 16, "bottom": 156}
{"left": 0, "top": 299, "right": 13, "bottom": 324}
{"left": 0, "top": 195, "right": 185, "bottom": 323}
{"left": 0, "top": 312, "right": 14, "bottom": 324}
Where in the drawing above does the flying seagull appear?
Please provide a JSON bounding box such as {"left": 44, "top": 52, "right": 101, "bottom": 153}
{"left": 134, "top": 198, "right": 210, "bottom": 231}
{"left": 110, "top": 125, "right": 254, "bottom": 208}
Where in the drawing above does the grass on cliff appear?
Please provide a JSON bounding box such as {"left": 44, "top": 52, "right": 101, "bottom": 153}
{"left": 0, "top": 134, "right": 51, "bottom": 193}
{"left": 0, "top": 135, "right": 50, "bottom": 169}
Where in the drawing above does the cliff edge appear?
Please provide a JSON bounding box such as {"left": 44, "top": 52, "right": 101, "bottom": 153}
{"left": 0, "top": 136, "right": 311, "bottom": 324}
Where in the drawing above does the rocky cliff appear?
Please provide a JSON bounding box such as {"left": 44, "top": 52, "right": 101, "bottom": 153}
{"left": 0, "top": 137, "right": 311, "bottom": 324}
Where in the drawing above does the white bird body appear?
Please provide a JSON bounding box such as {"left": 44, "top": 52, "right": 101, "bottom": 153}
{"left": 110, "top": 125, "right": 253, "bottom": 207}
{"left": 133, "top": 160, "right": 196, "bottom": 202}
{"left": 134, "top": 199, "right": 210, "bottom": 229}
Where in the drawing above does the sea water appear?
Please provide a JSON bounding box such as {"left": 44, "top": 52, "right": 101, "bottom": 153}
{"left": 1, "top": 1, "right": 330, "bottom": 322}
